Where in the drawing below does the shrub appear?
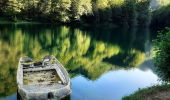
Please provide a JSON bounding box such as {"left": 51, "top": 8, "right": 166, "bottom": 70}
{"left": 153, "top": 28, "right": 170, "bottom": 81}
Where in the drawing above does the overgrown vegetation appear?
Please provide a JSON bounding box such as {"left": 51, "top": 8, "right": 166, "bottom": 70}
{"left": 153, "top": 28, "right": 170, "bottom": 81}
{"left": 0, "top": 0, "right": 151, "bottom": 27}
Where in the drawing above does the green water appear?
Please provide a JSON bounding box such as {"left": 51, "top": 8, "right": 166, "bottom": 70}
{"left": 0, "top": 24, "right": 159, "bottom": 100}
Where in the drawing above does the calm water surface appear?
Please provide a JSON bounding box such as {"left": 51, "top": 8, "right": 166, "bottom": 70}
{"left": 0, "top": 24, "right": 160, "bottom": 100}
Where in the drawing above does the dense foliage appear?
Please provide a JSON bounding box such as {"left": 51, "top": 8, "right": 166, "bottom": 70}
{"left": 0, "top": 0, "right": 151, "bottom": 27}
{"left": 153, "top": 29, "right": 170, "bottom": 81}
{"left": 151, "top": 4, "right": 170, "bottom": 29}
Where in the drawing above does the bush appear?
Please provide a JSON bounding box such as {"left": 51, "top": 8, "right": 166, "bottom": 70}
{"left": 153, "top": 28, "right": 170, "bottom": 81}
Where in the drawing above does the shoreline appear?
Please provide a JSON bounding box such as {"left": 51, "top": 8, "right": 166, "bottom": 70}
{"left": 123, "top": 84, "right": 170, "bottom": 100}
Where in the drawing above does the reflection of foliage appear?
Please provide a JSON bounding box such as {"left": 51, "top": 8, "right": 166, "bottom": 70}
{"left": 0, "top": 24, "right": 148, "bottom": 97}
{"left": 151, "top": 4, "right": 170, "bottom": 29}
{"left": 99, "top": 27, "right": 147, "bottom": 68}
{"left": 157, "top": 0, "right": 170, "bottom": 6}
{"left": 136, "top": 0, "right": 151, "bottom": 26}
{"left": 0, "top": 39, "right": 18, "bottom": 97}
{"left": 123, "top": 49, "right": 145, "bottom": 67}
{"left": 91, "top": 41, "right": 120, "bottom": 59}
{"left": 106, "top": 49, "right": 146, "bottom": 68}
{"left": 153, "top": 29, "right": 170, "bottom": 81}
{"left": 0, "top": 25, "right": 122, "bottom": 97}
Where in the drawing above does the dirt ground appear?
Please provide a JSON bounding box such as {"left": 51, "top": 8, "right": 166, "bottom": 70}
{"left": 147, "top": 91, "right": 170, "bottom": 100}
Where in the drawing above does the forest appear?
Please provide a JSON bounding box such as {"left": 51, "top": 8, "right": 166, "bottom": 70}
{"left": 0, "top": 0, "right": 150, "bottom": 27}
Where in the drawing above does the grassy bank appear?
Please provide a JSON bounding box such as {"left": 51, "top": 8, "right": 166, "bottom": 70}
{"left": 123, "top": 84, "right": 170, "bottom": 100}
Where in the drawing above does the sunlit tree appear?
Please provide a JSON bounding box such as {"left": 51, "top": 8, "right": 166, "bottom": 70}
{"left": 3, "top": 0, "right": 22, "bottom": 20}
{"left": 51, "top": 0, "right": 71, "bottom": 22}
{"left": 71, "top": 0, "right": 92, "bottom": 20}
{"left": 93, "top": 0, "right": 112, "bottom": 23}
{"left": 36, "top": 0, "right": 51, "bottom": 17}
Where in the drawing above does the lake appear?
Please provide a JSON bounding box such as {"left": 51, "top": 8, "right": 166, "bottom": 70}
{"left": 0, "top": 24, "right": 160, "bottom": 100}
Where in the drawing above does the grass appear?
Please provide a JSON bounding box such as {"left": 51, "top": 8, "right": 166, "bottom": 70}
{"left": 122, "top": 84, "right": 170, "bottom": 100}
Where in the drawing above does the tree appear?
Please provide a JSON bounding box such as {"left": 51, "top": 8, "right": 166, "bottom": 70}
{"left": 0, "top": 0, "right": 6, "bottom": 14}
{"left": 71, "top": 0, "right": 92, "bottom": 20}
{"left": 153, "top": 29, "right": 170, "bottom": 81}
{"left": 3, "top": 0, "right": 22, "bottom": 20}
{"left": 50, "top": 0, "right": 71, "bottom": 22}
{"left": 36, "top": 0, "right": 51, "bottom": 20}
{"left": 94, "top": 0, "right": 112, "bottom": 23}
{"left": 21, "top": 0, "right": 39, "bottom": 19}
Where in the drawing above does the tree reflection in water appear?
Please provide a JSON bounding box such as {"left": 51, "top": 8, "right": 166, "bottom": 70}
{"left": 0, "top": 24, "right": 150, "bottom": 98}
